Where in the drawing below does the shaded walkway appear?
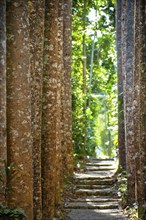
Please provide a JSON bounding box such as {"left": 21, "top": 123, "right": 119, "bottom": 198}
{"left": 65, "top": 158, "right": 127, "bottom": 220}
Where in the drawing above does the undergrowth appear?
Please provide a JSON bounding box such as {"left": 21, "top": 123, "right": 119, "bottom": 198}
{"left": 118, "top": 169, "right": 146, "bottom": 220}
{"left": 118, "top": 169, "right": 127, "bottom": 208}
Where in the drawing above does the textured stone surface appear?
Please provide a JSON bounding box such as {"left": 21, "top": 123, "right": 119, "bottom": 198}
{"left": 65, "top": 159, "right": 127, "bottom": 220}
{"left": 85, "top": 165, "right": 115, "bottom": 171}
{"left": 68, "top": 209, "right": 127, "bottom": 220}
{"left": 75, "top": 177, "right": 114, "bottom": 185}
{"left": 65, "top": 201, "right": 119, "bottom": 209}
{"left": 71, "top": 196, "right": 119, "bottom": 203}
{"left": 76, "top": 184, "right": 111, "bottom": 189}
{"left": 74, "top": 173, "right": 114, "bottom": 179}
{"left": 75, "top": 188, "right": 113, "bottom": 196}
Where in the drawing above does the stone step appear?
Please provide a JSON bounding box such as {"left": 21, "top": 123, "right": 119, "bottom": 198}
{"left": 65, "top": 159, "right": 127, "bottom": 220}
{"left": 75, "top": 188, "right": 114, "bottom": 196}
{"left": 85, "top": 166, "right": 115, "bottom": 171}
{"left": 71, "top": 196, "right": 119, "bottom": 203}
{"left": 74, "top": 173, "right": 114, "bottom": 180}
{"left": 86, "top": 162, "right": 115, "bottom": 166}
{"left": 75, "top": 178, "right": 114, "bottom": 185}
{"left": 89, "top": 158, "right": 114, "bottom": 161}
{"left": 68, "top": 209, "right": 127, "bottom": 220}
{"left": 89, "top": 160, "right": 115, "bottom": 165}
{"left": 65, "top": 201, "right": 119, "bottom": 209}
{"left": 84, "top": 171, "right": 115, "bottom": 176}
{"left": 76, "top": 184, "right": 111, "bottom": 189}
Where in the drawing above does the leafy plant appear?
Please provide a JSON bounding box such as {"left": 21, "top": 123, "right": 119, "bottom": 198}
{"left": 118, "top": 170, "right": 127, "bottom": 208}
{"left": 0, "top": 160, "right": 18, "bottom": 203}
{"left": 124, "top": 203, "right": 146, "bottom": 220}
{"left": 0, "top": 162, "right": 27, "bottom": 219}
{"left": 0, "top": 205, "right": 27, "bottom": 220}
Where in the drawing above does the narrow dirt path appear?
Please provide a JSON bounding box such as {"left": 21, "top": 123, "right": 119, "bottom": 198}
{"left": 65, "top": 158, "right": 127, "bottom": 220}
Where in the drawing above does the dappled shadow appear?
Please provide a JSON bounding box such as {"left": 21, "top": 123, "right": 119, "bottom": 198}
{"left": 65, "top": 158, "right": 127, "bottom": 220}
{"left": 68, "top": 208, "right": 127, "bottom": 220}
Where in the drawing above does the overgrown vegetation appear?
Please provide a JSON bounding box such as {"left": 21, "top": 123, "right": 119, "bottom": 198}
{"left": 72, "top": 0, "right": 117, "bottom": 159}
{"left": 0, "top": 205, "right": 27, "bottom": 220}
{"left": 125, "top": 204, "right": 146, "bottom": 220}
{"left": 0, "top": 161, "right": 18, "bottom": 203}
{"left": 117, "top": 170, "right": 127, "bottom": 208}
{"left": 117, "top": 170, "right": 146, "bottom": 220}
{"left": 0, "top": 161, "right": 26, "bottom": 219}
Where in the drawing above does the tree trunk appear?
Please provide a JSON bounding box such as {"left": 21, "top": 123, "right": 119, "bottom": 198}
{"left": 138, "top": 0, "right": 146, "bottom": 208}
{"left": 41, "top": 0, "right": 61, "bottom": 218}
{"left": 107, "top": 113, "right": 112, "bottom": 158}
{"left": 55, "top": 0, "right": 64, "bottom": 206}
{"left": 125, "top": 0, "right": 135, "bottom": 205}
{"left": 133, "top": 0, "right": 145, "bottom": 208}
{"left": 6, "top": 1, "right": 33, "bottom": 218}
{"left": 0, "top": 0, "right": 7, "bottom": 205}
{"left": 63, "top": 0, "right": 73, "bottom": 174}
{"left": 61, "top": 6, "right": 67, "bottom": 176}
{"left": 29, "top": 1, "right": 45, "bottom": 219}
{"left": 116, "top": 0, "right": 126, "bottom": 170}
{"left": 88, "top": 31, "right": 96, "bottom": 107}
{"left": 82, "top": 0, "right": 87, "bottom": 157}
{"left": 119, "top": 0, "right": 146, "bottom": 213}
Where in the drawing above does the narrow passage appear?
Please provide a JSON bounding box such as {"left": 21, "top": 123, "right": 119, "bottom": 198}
{"left": 65, "top": 158, "right": 127, "bottom": 220}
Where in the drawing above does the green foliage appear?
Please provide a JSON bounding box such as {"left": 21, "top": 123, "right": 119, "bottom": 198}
{"left": 0, "top": 205, "right": 27, "bottom": 220}
{"left": 125, "top": 204, "right": 146, "bottom": 220}
{"left": 0, "top": 160, "right": 18, "bottom": 203}
{"left": 72, "top": 0, "right": 117, "bottom": 158}
{"left": 118, "top": 170, "right": 127, "bottom": 208}
{"left": 0, "top": 162, "right": 26, "bottom": 219}
{"left": 73, "top": 153, "right": 86, "bottom": 170}
{"left": 127, "top": 207, "right": 139, "bottom": 220}
{"left": 138, "top": 205, "right": 146, "bottom": 220}
{"left": 118, "top": 170, "right": 146, "bottom": 219}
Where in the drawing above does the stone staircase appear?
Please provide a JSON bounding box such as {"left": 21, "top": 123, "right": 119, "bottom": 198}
{"left": 65, "top": 158, "right": 127, "bottom": 220}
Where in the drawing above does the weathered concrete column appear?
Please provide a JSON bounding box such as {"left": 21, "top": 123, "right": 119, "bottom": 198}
{"left": 6, "top": 1, "right": 33, "bottom": 218}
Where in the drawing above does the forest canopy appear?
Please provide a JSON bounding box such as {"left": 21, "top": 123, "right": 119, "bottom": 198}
{"left": 71, "top": 0, "right": 117, "bottom": 159}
